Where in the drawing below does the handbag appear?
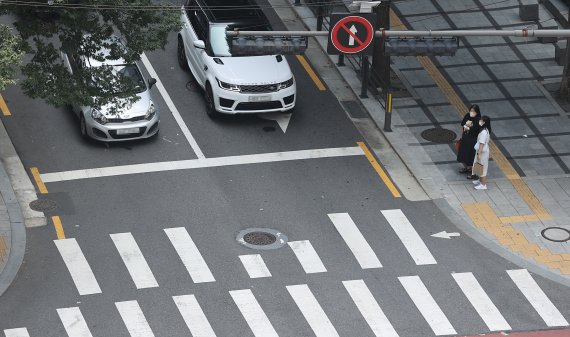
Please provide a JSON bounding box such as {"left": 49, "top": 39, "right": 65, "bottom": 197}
{"left": 472, "top": 162, "right": 484, "bottom": 176}
{"left": 454, "top": 140, "right": 461, "bottom": 151}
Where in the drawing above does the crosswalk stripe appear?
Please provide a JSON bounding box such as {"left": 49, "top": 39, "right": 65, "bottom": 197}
{"left": 239, "top": 254, "right": 272, "bottom": 278}
{"left": 115, "top": 300, "right": 156, "bottom": 337}
{"left": 173, "top": 295, "right": 218, "bottom": 337}
{"left": 328, "top": 213, "right": 382, "bottom": 269}
{"left": 3, "top": 328, "right": 30, "bottom": 337}
{"left": 287, "top": 284, "right": 340, "bottom": 337}
{"left": 398, "top": 276, "right": 457, "bottom": 336}
{"left": 164, "top": 227, "right": 215, "bottom": 283}
{"left": 381, "top": 209, "right": 437, "bottom": 265}
{"left": 507, "top": 269, "right": 569, "bottom": 327}
{"left": 343, "top": 280, "right": 399, "bottom": 337}
{"left": 287, "top": 240, "right": 327, "bottom": 274}
{"left": 54, "top": 239, "right": 102, "bottom": 296}
{"left": 57, "top": 307, "right": 94, "bottom": 337}
{"left": 452, "top": 272, "right": 511, "bottom": 331}
{"left": 229, "top": 289, "right": 279, "bottom": 337}
{"left": 110, "top": 233, "right": 159, "bottom": 289}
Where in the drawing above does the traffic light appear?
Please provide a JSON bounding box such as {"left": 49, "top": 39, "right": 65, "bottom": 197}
{"left": 230, "top": 36, "right": 308, "bottom": 56}
{"left": 384, "top": 37, "right": 459, "bottom": 56}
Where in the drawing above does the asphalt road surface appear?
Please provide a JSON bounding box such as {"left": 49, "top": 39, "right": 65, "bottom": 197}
{"left": 1, "top": 10, "right": 570, "bottom": 337}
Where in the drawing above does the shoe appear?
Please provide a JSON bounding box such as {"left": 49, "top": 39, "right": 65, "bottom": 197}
{"left": 467, "top": 174, "right": 479, "bottom": 180}
{"left": 474, "top": 184, "right": 487, "bottom": 190}
{"left": 459, "top": 167, "right": 470, "bottom": 173}
{"left": 472, "top": 180, "right": 480, "bottom": 185}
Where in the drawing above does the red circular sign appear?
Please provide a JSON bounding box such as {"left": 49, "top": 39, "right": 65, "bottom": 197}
{"left": 331, "top": 16, "right": 374, "bottom": 54}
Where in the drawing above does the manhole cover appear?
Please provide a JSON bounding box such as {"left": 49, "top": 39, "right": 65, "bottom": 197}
{"left": 541, "top": 227, "right": 570, "bottom": 242}
{"left": 29, "top": 199, "right": 58, "bottom": 213}
{"left": 237, "top": 228, "right": 288, "bottom": 250}
{"left": 421, "top": 128, "right": 457, "bottom": 143}
{"left": 243, "top": 231, "right": 277, "bottom": 245}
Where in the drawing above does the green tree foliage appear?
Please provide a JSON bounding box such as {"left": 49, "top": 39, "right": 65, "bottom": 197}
{"left": 3, "top": 0, "right": 180, "bottom": 111}
{"left": 0, "top": 25, "right": 24, "bottom": 91}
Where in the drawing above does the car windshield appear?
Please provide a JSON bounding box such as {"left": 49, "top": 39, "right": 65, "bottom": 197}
{"left": 113, "top": 64, "right": 146, "bottom": 94}
{"left": 90, "top": 64, "right": 146, "bottom": 95}
{"left": 210, "top": 23, "right": 270, "bottom": 57}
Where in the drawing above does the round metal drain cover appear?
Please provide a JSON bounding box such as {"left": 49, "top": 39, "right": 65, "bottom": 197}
{"left": 541, "top": 227, "right": 570, "bottom": 242}
{"left": 237, "top": 228, "right": 288, "bottom": 250}
{"left": 244, "top": 231, "right": 277, "bottom": 245}
{"left": 29, "top": 199, "right": 58, "bottom": 213}
{"left": 421, "top": 128, "right": 457, "bottom": 143}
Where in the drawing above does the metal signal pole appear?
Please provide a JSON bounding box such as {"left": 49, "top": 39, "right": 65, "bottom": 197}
{"left": 561, "top": 11, "right": 570, "bottom": 100}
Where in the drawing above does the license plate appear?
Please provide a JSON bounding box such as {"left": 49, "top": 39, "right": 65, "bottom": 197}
{"left": 116, "top": 127, "right": 139, "bottom": 135}
{"left": 248, "top": 95, "right": 270, "bottom": 102}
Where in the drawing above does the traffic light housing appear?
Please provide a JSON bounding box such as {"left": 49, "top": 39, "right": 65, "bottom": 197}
{"left": 230, "top": 36, "right": 309, "bottom": 56}
{"left": 384, "top": 37, "right": 459, "bottom": 56}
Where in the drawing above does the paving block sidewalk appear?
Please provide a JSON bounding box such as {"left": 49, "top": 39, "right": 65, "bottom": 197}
{"left": 388, "top": 0, "right": 570, "bottom": 279}
{"left": 278, "top": 0, "right": 570, "bottom": 283}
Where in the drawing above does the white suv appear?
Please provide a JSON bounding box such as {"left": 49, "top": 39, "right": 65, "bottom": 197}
{"left": 178, "top": 0, "right": 296, "bottom": 118}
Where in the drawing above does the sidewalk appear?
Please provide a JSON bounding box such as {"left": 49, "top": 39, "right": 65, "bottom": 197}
{"left": 0, "top": 114, "right": 45, "bottom": 296}
{"left": 276, "top": 0, "right": 570, "bottom": 286}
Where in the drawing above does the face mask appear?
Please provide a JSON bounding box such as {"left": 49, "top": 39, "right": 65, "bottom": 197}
{"left": 479, "top": 121, "right": 484, "bottom": 127}
{"left": 470, "top": 111, "right": 476, "bottom": 118}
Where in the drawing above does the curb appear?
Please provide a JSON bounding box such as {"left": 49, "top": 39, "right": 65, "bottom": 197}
{"left": 0, "top": 118, "right": 46, "bottom": 228}
{"left": 0, "top": 143, "right": 26, "bottom": 297}
{"left": 0, "top": 114, "right": 46, "bottom": 296}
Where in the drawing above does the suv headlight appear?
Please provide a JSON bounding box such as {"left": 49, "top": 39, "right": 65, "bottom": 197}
{"left": 278, "top": 77, "right": 294, "bottom": 90}
{"left": 91, "top": 109, "right": 107, "bottom": 125}
{"left": 217, "top": 78, "right": 241, "bottom": 92}
{"left": 145, "top": 101, "right": 156, "bottom": 121}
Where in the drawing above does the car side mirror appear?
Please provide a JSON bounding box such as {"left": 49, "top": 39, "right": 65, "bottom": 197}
{"left": 193, "top": 40, "right": 206, "bottom": 49}
{"left": 148, "top": 78, "right": 157, "bottom": 89}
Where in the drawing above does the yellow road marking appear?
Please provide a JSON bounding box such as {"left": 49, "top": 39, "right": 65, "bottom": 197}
{"left": 463, "top": 202, "right": 570, "bottom": 274}
{"left": 358, "top": 141, "right": 401, "bottom": 198}
{"left": 0, "top": 94, "right": 10, "bottom": 116}
{"left": 30, "top": 167, "right": 48, "bottom": 194}
{"left": 52, "top": 216, "right": 66, "bottom": 240}
{"left": 390, "top": 10, "right": 550, "bottom": 220}
{"left": 296, "top": 55, "right": 326, "bottom": 91}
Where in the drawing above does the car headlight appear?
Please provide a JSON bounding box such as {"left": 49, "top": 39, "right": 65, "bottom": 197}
{"left": 145, "top": 102, "right": 156, "bottom": 121}
{"left": 217, "top": 78, "right": 241, "bottom": 92}
{"left": 91, "top": 109, "right": 107, "bottom": 125}
{"left": 278, "top": 77, "right": 294, "bottom": 90}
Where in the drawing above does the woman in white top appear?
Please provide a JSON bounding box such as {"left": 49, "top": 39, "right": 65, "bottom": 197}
{"left": 472, "top": 116, "right": 491, "bottom": 190}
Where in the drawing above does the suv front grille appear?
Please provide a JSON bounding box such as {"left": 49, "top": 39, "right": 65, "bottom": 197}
{"left": 236, "top": 101, "right": 283, "bottom": 111}
{"left": 240, "top": 78, "right": 294, "bottom": 93}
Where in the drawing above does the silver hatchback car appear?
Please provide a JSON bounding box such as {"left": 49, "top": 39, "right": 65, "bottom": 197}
{"left": 62, "top": 51, "right": 160, "bottom": 141}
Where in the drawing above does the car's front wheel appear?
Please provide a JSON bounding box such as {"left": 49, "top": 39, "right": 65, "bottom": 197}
{"left": 79, "top": 115, "right": 88, "bottom": 139}
{"left": 205, "top": 84, "right": 221, "bottom": 119}
{"left": 177, "top": 36, "right": 189, "bottom": 71}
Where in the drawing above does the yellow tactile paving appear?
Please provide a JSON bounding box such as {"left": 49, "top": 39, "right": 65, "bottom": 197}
{"left": 0, "top": 236, "right": 6, "bottom": 262}
{"left": 463, "top": 202, "right": 570, "bottom": 275}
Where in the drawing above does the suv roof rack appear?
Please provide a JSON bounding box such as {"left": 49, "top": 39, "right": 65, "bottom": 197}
{"left": 197, "top": 0, "right": 269, "bottom": 25}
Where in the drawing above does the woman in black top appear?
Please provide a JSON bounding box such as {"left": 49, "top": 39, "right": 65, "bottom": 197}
{"left": 457, "top": 104, "right": 481, "bottom": 173}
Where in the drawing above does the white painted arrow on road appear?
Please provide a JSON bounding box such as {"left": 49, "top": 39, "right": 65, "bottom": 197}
{"left": 259, "top": 112, "right": 292, "bottom": 133}
{"left": 349, "top": 25, "right": 358, "bottom": 46}
{"left": 431, "top": 231, "right": 461, "bottom": 239}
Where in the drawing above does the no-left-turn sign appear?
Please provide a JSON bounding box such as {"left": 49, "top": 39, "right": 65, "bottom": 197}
{"left": 327, "top": 13, "right": 376, "bottom": 55}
